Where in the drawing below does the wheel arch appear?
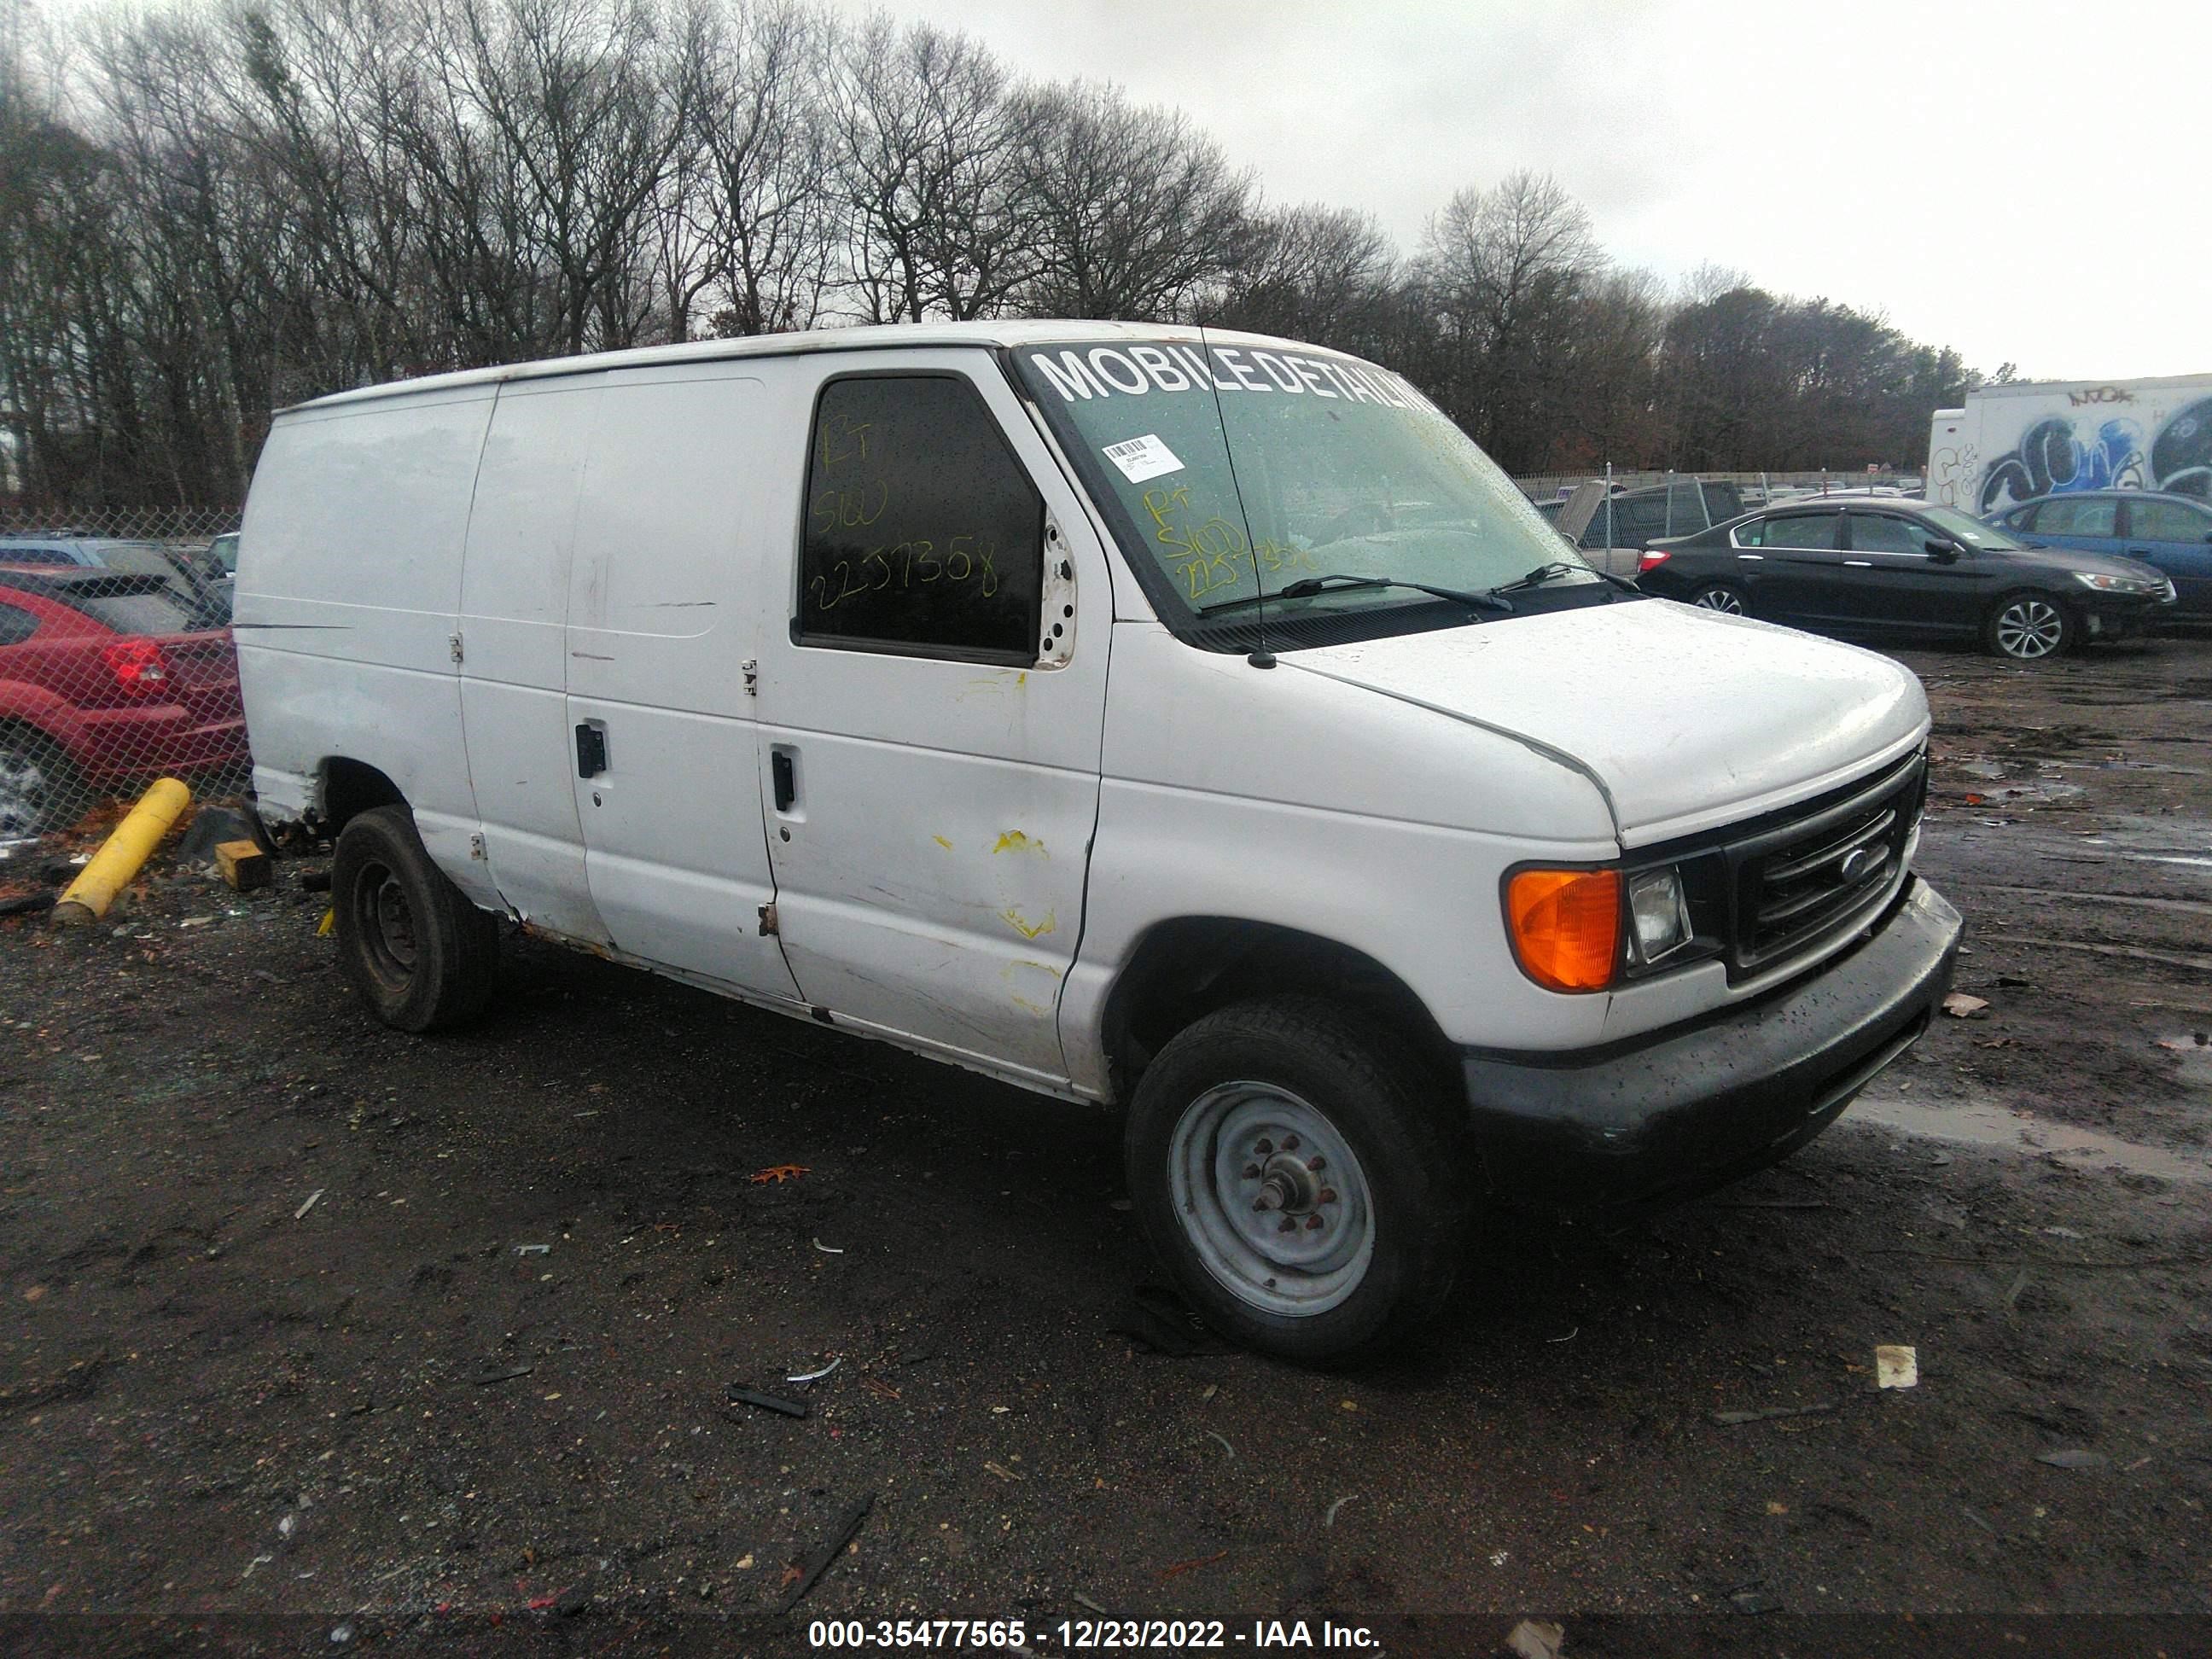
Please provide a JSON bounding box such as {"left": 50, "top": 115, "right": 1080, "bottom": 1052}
{"left": 316, "top": 756, "right": 407, "bottom": 836}
{"left": 1100, "top": 917, "right": 1458, "bottom": 1103}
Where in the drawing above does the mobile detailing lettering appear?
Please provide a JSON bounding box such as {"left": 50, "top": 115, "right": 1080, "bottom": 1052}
{"left": 1027, "top": 346, "right": 1434, "bottom": 414}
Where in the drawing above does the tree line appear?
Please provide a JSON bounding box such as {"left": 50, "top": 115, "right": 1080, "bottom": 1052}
{"left": 0, "top": 0, "right": 1993, "bottom": 509}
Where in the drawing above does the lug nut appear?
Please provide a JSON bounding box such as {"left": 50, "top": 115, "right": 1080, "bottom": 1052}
{"left": 1318, "top": 1187, "right": 1337, "bottom": 1204}
{"left": 1307, "top": 1155, "right": 1326, "bottom": 1172}
{"left": 1304, "top": 1214, "right": 1324, "bottom": 1231}
{"left": 1278, "top": 1217, "right": 1296, "bottom": 1233}
{"left": 1254, "top": 1138, "right": 1273, "bottom": 1155}
{"left": 1242, "top": 1163, "right": 1260, "bottom": 1179}
{"left": 1282, "top": 1134, "right": 1301, "bottom": 1150}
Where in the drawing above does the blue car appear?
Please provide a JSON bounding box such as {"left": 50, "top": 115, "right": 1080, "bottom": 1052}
{"left": 1985, "top": 491, "right": 2212, "bottom": 620}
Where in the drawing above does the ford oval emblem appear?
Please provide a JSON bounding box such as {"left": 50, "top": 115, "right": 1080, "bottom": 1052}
{"left": 1839, "top": 846, "right": 1883, "bottom": 884}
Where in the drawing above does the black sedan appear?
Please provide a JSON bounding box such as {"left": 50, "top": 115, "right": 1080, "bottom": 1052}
{"left": 1635, "top": 499, "right": 2175, "bottom": 661}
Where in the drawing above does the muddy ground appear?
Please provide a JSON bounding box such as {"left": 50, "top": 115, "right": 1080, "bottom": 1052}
{"left": 1, "top": 633, "right": 2209, "bottom": 1656}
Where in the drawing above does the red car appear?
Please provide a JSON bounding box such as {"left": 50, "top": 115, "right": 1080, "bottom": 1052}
{"left": 0, "top": 564, "right": 246, "bottom": 835}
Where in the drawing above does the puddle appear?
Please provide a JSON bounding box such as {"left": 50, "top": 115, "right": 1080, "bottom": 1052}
{"left": 1848, "top": 1093, "right": 2212, "bottom": 1185}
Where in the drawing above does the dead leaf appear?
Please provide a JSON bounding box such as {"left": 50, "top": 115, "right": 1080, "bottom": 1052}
{"left": 778, "top": 1563, "right": 804, "bottom": 1588}
{"left": 1941, "top": 992, "right": 1989, "bottom": 1019}
{"left": 748, "top": 1165, "right": 811, "bottom": 1185}
{"left": 1156, "top": 1550, "right": 1227, "bottom": 1581}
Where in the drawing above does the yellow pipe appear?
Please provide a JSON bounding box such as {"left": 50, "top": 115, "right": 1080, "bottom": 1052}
{"left": 54, "top": 777, "right": 193, "bottom": 927}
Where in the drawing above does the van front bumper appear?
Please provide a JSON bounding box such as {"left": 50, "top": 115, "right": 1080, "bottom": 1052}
{"left": 1458, "top": 877, "right": 1961, "bottom": 1216}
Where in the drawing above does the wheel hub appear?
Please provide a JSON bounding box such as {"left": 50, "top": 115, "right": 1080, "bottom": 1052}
{"left": 1168, "top": 1082, "right": 1375, "bottom": 1318}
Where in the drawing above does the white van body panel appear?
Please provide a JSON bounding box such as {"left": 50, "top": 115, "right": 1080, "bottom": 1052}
{"left": 1292, "top": 602, "right": 1929, "bottom": 848}
{"left": 236, "top": 386, "right": 495, "bottom": 895}
{"left": 750, "top": 351, "right": 1112, "bottom": 1080}
{"left": 1924, "top": 372, "right": 2212, "bottom": 513}
{"left": 460, "top": 375, "right": 611, "bottom": 943}
{"left": 564, "top": 367, "right": 800, "bottom": 1003}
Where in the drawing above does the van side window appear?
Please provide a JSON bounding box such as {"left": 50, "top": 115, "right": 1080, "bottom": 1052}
{"left": 797, "top": 375, "right": 1044, "bottom": 661}
{"left": 0, "top": 602, "right": 38, "bottom": 646}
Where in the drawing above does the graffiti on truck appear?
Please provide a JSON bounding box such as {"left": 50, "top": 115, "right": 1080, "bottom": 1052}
{"left": 1975, "top": 396, "right": 2212, "bottom": 512}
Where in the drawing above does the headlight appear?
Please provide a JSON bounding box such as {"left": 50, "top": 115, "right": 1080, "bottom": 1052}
{"left": 2072, "top": 571, "right": 2156, "bottom": 593}
{"left": 1626, "top": 867, "right": 1692, "bottom": 966}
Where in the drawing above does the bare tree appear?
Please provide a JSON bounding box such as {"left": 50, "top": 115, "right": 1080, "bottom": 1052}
{"left": 1010, "top": 79, "right": 1252, "bottom": 323}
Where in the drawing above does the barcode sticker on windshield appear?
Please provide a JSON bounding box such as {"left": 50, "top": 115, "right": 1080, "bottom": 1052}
{"left": 1101, "top": 434, "right": 1184, "bottom": 483}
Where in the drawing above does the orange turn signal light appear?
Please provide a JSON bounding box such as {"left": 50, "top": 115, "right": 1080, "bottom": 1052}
{"left": 1505, "top": 867, "right": 1621, "bottom": 992}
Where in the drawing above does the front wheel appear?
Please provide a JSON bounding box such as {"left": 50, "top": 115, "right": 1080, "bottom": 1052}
{"left": 1689, "top": 582, "right": 1748, "bottom": 616}
{"left": 0, "top": 726, "right": 81, "bottom": 837}
{"left": 332, "top": 804, "right": 499, "bottom": 1031}
{"left": 1125, "top": 998, "right": 1465, "bottom": 1365}
{"left": 1984, "top": 592, "right": 2075, "bottom": 661}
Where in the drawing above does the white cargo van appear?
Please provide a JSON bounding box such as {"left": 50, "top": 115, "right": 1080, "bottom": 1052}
{"left": 236, "top": 323, "right": 1960, "bottom": 1361}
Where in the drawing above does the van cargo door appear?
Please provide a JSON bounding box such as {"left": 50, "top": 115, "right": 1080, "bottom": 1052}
{"left": 565, "top": 368, "right": 802, "bottom": 1004}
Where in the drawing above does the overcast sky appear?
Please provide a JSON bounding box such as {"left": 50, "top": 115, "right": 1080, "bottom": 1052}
{"left": 827, "top": 0, "right": 2209, "bottom": 382}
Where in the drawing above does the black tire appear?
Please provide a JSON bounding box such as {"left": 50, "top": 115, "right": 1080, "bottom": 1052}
{"left": 1687, "top": 581, "right": 1749, "bottom": 617}
{"left": 332, "top": 804, "right": 498, "bottom": 1031}
{"left": 0, "top": 725, "right": 83, "bottom": 837}
{"left": 1124, "top": 997, "right": 1466, "bottom": 1365}
{"left": 1982, "top": 591, "right": 2076, "bottom": 661}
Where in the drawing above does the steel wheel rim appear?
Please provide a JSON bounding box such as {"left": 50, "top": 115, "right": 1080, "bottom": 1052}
{"left": 351, "top": 859, "right": 419, "bottom": 989}
{"left": 1996, "top": 598, "right": 2064, "bottom": 658}
{"left": 1694, "top": 587, "right": 1745, "bottom": 614}
{"left": 0, "top": 746, "right": 51, "bottom": 835}
{"left": 1167, "top": 1082, "right": 1375, "bottom": 1318}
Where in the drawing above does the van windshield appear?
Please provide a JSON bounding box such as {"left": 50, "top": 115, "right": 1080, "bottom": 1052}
{"left": 1014, "top": 338, "right": 1603, "bottom": 643}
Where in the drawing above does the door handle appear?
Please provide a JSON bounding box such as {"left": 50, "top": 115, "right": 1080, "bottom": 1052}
{"left": 1736, "top": 553, "right": 1764, "bottom": 561}
{"left": 771, "top": 748, "right": 796, "bottom": 813}
{"left": 574, "top": 721, "right": 608, "bottom": 778}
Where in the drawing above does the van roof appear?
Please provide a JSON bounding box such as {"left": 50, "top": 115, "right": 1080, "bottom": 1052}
{"left": 279, "top": 320, "right": 1359, "bottom": 416}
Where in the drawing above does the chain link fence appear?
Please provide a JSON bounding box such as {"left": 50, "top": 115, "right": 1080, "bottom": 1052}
{"left": 1, "top": 508, "right": 250, "bottom": 878}
{"left": 1511, "top": 469, "right": 1930, "bottom": 573}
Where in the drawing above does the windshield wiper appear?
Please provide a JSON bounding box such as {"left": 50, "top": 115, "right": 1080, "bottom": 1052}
{"left": 1198, "top": 572, "right": 1512, "bottom": 618}
{"left": 1484, "top": 559, "right": 1642, "bottom": 598}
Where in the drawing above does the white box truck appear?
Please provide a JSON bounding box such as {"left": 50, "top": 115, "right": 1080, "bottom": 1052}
{"left": 1928, "top": 373, "right": 2212, "bottom": 515}
{"left": 236, "top": 322, "right": 1960, "bottom": 1360}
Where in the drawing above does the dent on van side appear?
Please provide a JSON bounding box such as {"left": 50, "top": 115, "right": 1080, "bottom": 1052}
{"left": 235, "top": 321, "right": 1960, "bottom": 1362}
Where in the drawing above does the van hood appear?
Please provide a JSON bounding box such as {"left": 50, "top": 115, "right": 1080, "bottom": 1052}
{"left": 1284, "top": 598, "right": 1927, "bottom": 845}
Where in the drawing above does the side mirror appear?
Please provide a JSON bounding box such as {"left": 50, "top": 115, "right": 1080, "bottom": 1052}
{"left": 1925, "top": 538, "right": 1963, "bottom": 562}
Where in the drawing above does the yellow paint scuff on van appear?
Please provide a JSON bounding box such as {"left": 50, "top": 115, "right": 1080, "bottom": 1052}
{"left": 999, "top": 907, "right": 1057, "bottom": 940}
{"left": 992, "top": 830, "right": 1045, "bottom": 856}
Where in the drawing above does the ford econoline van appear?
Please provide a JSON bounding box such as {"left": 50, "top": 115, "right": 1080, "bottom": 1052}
{"left": 235, "top": 323, "right": 1960, "bottom": 1361}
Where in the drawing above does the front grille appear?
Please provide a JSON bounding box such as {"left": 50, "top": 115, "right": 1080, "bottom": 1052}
{"left": 1723, "top": 752, "right": 1924, "bottom": 979}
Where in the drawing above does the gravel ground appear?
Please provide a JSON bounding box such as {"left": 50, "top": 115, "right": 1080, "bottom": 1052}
{"left": 2, "top": 633, "right": 2209, "bottom": 1657}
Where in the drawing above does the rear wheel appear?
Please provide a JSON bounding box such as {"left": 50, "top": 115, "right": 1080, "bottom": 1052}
{"left": 0, "top": 726, "right": 81, "bottom": 837}
{"left": 1984, "top": 591, "right": 2075, "bottom": 661}
{"left": 1125, "top": 998, "right": 1465, "bottom": 1365}
{"left": 1689, "top": 581, "right": 1748, "bottom": 616}
{"left": 332, "top": 804, "right": 498, "bottom": 1031}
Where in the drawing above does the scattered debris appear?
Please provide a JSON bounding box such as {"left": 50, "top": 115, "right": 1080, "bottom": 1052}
{"left": 300, "top": 868, "right": 333, "bottom": 894}
{"left": 1711, "top": 1401, "right": 1837, "bottom": 1426}
{"left": 1072, "top": 1592, "right": 1109, "bottom": 1615}
{"left": 1324, "top": 1495, "right": 1356, "bottom": 1530}
{"left": 513, "top": 1243, "right": 550, "bottom": 1255}
{"left": 1504, "top": 1618, "right": 1566, "bottom": 1659}
{"left": 812, "top": 1238, "right": 844, "bottom": 1254}
{"left": 1961, "top": 1506, "right": 2000, "bottom": 1537}
{"left": 748, "top": 1165, "right": 810, "bottom": 1185}
{"left": 2004, "top": 1272, "right": 2031, "bottom": 1311}
{"left": 1546, "top": 1326, "right": 1579, "bottom": 1343}
{"left": 294, "top": 1189, "right": 324, "bottom": 1220}
{"left": 780, "top": 1492, "right": 873, "bottom": 1613}
{"left": 329, "top": 1621, "right": 354, "bottom": 1644}
{"left": 2035, "top": 1449, "right": 2108, "bottom": 1470}
{"left": 1156, "top": 1550, "right": 1227, "bottom": 1582}
{"left": 1941, "top": 992, "right": 1990, "bottom": 1019}
{"left": 1203, "top": 1429, "right": 1236, "bottom": 1462}
{"left": 983, "top": 1460, "right": 1023, "bottom": 1482}
{"left": 725, "top": 1384, "right": 807, "bottom": 1419}
{"left": 471, "top": 1364, "right": 534, "bottom": 1387}
{"left": 1730, "top": 1590, "right": 1780, "bottom": 1615}
{"left": 1875, "top": 1346, "right": 1918, "bottom": 1390}
{"left": 786, "top": 1358, "right": 842, "bottom": 1385}
{"left": 2041, "top": 1226, "right": 2085, "bottom": 1241}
